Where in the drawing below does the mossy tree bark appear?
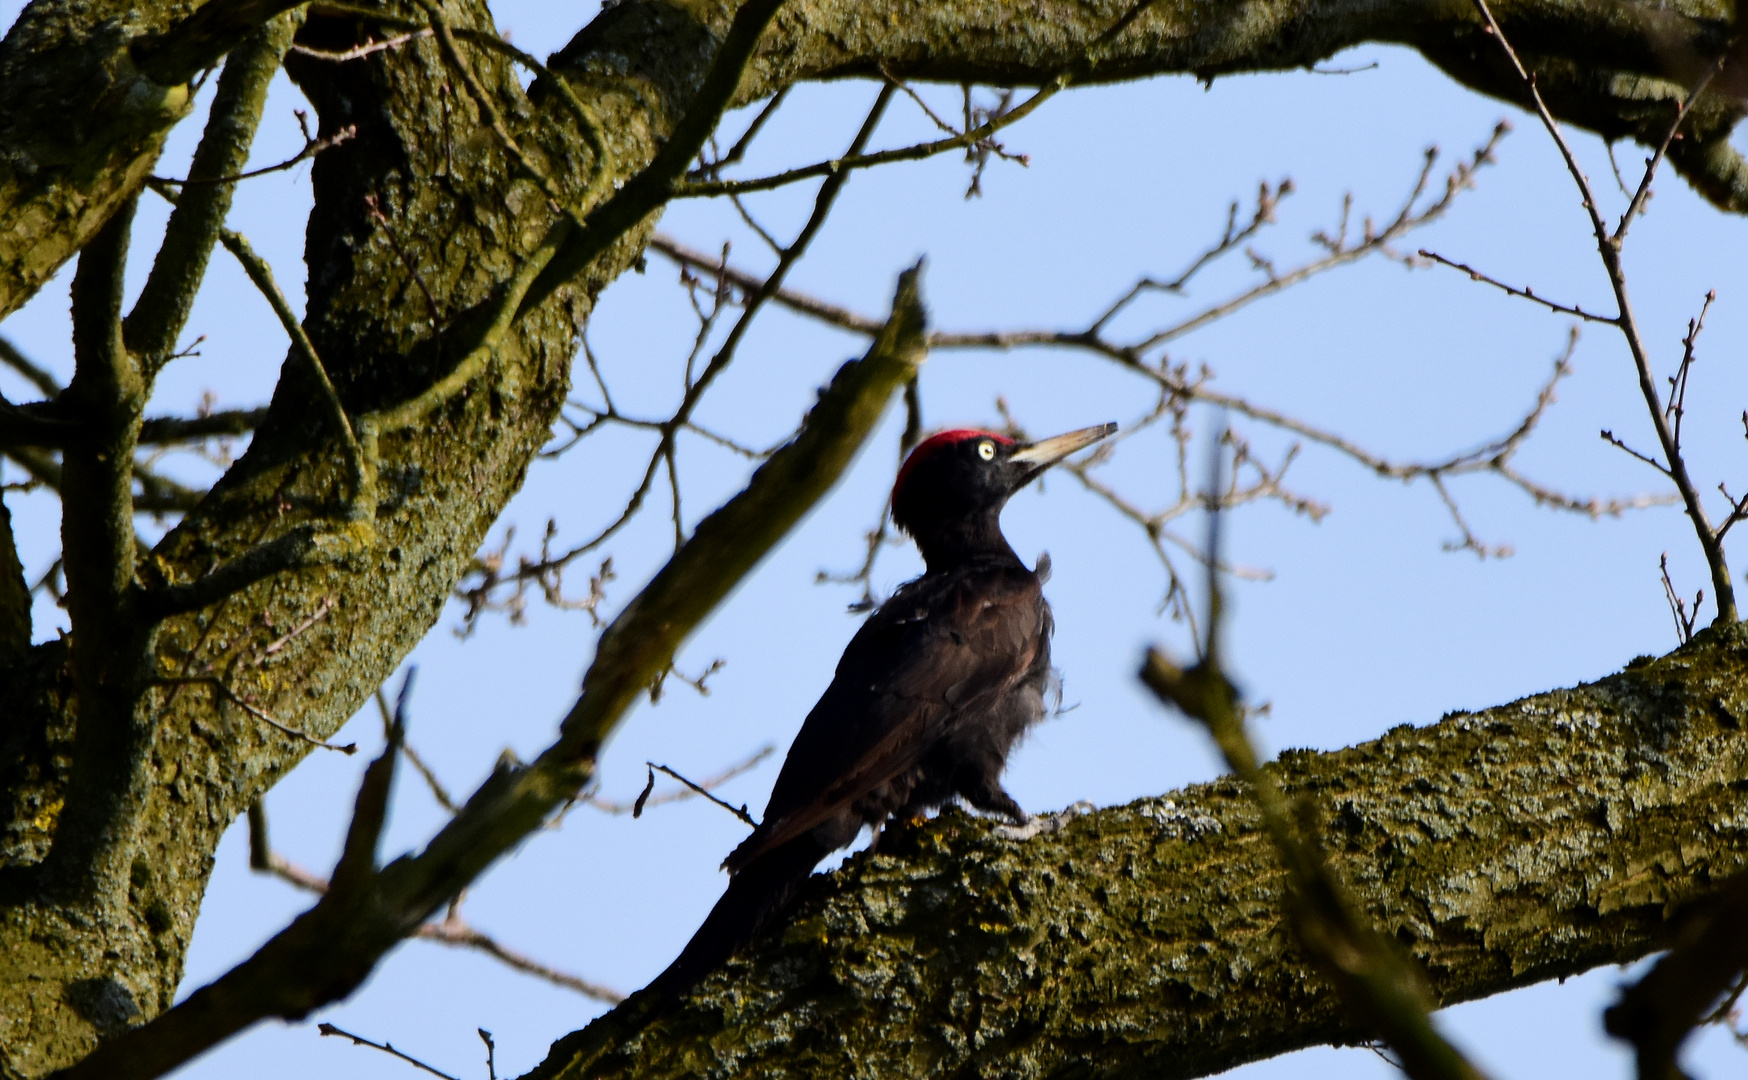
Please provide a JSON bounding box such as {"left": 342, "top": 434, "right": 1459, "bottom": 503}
{"left": 0, "top": 0, "right": 1743, "bottom": 1076}
{"left": 534, "top": 631, "right": 1748, "bottom": 1080}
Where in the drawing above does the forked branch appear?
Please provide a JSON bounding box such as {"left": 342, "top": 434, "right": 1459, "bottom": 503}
{"left": 1465, "top": 0, "right": 1737, "bottom": 622}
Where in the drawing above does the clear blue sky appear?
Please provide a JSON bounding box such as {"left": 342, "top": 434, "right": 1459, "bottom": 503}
{"left": 3, "top": 1, "right": 1746, "bottom": 1076}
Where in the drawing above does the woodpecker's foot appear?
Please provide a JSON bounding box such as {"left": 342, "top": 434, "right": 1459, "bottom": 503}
{"left": 993, "top": 800, "right": 1096, "bottom": 841}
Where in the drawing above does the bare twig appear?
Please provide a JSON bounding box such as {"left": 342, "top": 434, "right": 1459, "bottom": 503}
{"left": 291, "top": 29, "right": 432, "bottom": 62}
{"left": 452, "top": 523, "right": 614, "bottom": 637}
{"left": 156, "top": 676, "right": 358, "bottom": 754}
{"left": 137, "top": 406, "right": 268, "bottom": 445}
{"left": 1615, "top": 57, "right": 1726, "bottom": 244}
{"left": 1659, "top": 553, "right": 1702, "bottom": 645}
{"left": 1418, "top": 250, "right": 1615, "bottom": 323}
{"left": 375, "top": 686, "right": 457, "bottom": 812}
{"left": 154, "top": 113, "right": 356, "bottom": 186}
{"left": 419, "top": 912, "right": 624, "bottom": 1003}
{"left": 147, "top": 181, "right": 371, "bottom": 504}
{"left": 246, "top": 800, "right": 333, "bottom": 892}
{"left": 365, "top": 194, "right": 445, "bottom": 332}
{"left": 0, "top": 335, "right": 63, "bottom": 398}
{"left": 250, "top": 793, "right": 620, "bottom": 1001}
{"left": 261, "top": 595, "right": 335, "bottom": 656}
{"left": 587, "top": 748, "right": 776, "bottom": 818}
{"left": 690, "top": 87, "right": 791, "bottom": 180}
{"left": 479, "top": 1029, "right": 497, "bottom": 1080}
{"left": 645, "top": 761, "right": 757, "bottom": 825}
{"left": 318, "top": 1024, "right": 464, "bottom": 1080}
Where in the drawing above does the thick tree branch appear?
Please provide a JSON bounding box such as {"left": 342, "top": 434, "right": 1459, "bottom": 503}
{"left": 4, "top": 0, "right": 1745, "bottom": 1071}
{"left": 529, "top": 628, "right": 1748, "bottom": 1080}
{"left": 51, "top": 196, "right": 153, "bottom": 893}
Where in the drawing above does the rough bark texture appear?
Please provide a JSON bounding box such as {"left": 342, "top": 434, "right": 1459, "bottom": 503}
{"left": 0, "top": 0, "right": 1744, "bottom": 1076}
{"left": 532, "top": 629, "right": 1748, "bottom": 1080}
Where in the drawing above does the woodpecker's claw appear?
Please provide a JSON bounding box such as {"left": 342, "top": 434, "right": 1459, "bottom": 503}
{"left": 993, "top": 800, "right": 1096, "bottom": 841}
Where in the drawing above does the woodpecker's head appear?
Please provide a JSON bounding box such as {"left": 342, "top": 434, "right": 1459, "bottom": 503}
{"left": 891, "top": 423, "right": 1117, "bottom": 567}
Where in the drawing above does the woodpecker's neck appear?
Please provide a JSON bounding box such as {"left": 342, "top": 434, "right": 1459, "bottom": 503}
{"left": 913, "top": 509, "right": 1023, "bottom": 574}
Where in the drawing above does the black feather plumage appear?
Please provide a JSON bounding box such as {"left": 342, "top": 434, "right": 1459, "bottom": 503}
{"left": 649, "top": 423, "right": 1113, "bottom": 999}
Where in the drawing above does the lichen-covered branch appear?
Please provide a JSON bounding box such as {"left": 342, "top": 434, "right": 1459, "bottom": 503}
{"left": 50, "top": 197, "right": 151, "bottom": 895}
{"left": 529, "top": 627, "right": 1748, "bottom": 1080}
{"left": 124, "top": 10, "right": 302, "bottom": 378}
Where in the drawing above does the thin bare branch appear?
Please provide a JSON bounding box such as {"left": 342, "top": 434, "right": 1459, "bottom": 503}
{"left": 1468, "top": 0, "right": 1735, "bottom": 621}
{"left": 0, "top": 335, "right": 63, "bottom": 398}
{"left": 690, "top": 87, "right": 791, "bottom": 180}
{"left": 137, "top": 407, "right": 268, "bottom": 445}
{"left": 1418, "top": 250, "right": 1616, "bottom": 323}
{"left": 148, "top": 181, "right": 370, "bottom": 504}
{"left": 418, "top": 914, "right": 624, "bottom": 1003}
{"left": 1615, "top": 57, "right": 1727, "bottom": 244}
{"left": 290, "top": 29, "right": 431, "bottom": 62}
{"left": 154, "top": 116, "right": 356, "bottom": 187}
{"left": 318, "top": 1024, "right": 464, "bottom": 1080}
{"left": 156, "top": 675, "right": 358, "bottom": 755}
{"left": 586, "top": 745, "right": 775, "bottom": 817}
{"left": 644, "top": 761, "right": 757, "bottom": 825}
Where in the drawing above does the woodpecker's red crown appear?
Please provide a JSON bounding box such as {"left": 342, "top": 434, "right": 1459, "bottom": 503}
{"left": 889, "top": 424, "right": 1116, "bottom": 564}
{"left": 892, "top": 429, "right": 1013, "bottom": 504}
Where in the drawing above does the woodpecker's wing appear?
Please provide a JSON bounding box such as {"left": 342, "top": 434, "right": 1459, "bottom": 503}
{"left": 724, "top": 564, "right": 1045, "bottom": 872}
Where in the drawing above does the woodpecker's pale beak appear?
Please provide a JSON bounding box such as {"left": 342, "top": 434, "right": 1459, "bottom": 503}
{"left": 1008, "top": 422, "right": 1118, "bottom": 484}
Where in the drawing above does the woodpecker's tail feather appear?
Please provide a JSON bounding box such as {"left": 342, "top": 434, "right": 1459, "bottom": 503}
{"left": 647, "top": 835, "right": 829, "bottom": 1001}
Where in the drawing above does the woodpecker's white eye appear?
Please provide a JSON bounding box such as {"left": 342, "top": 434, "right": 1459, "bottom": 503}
{"left": 978, "top": 440, "right": 996, "bottom": 461}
